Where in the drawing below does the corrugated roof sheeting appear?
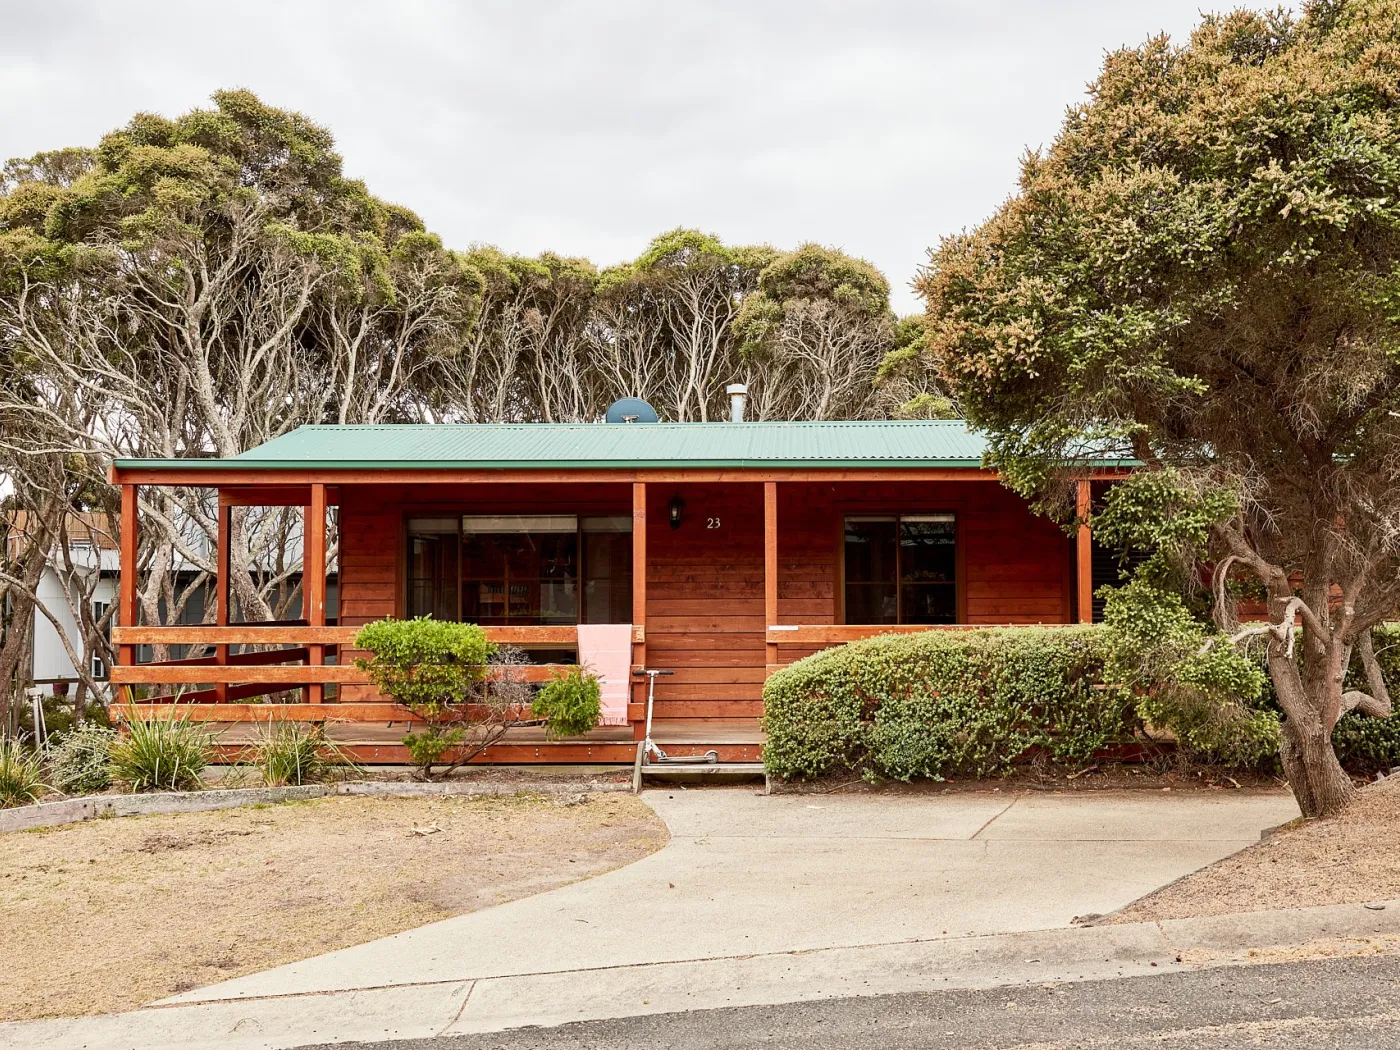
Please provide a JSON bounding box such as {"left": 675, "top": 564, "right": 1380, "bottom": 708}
{"left": 219, "top": 420, "right": 990, "bottom": 467}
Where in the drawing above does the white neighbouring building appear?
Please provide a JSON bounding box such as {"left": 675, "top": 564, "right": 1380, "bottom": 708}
{"left": 32, "top": 541, "right": 120, "bottom": 692}
{"left": 6, "top": 510, "right": 337, "bottom": 702}
{"left": 5, "top": 513, "right": 124, "bottom": 699}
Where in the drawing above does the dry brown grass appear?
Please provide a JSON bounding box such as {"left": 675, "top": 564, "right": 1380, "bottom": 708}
{"left": 0, "top": 792, "right": 666, "bottom": 1021}
{"left": 1113, "top": 775, "right": 1400, "bottom": 924}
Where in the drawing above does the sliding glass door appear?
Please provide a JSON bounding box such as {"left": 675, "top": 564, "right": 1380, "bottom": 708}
{"left": 462, "top": 515, "right": 578, "bottom": 625}
{"left": 406, "top": 514, "right": 632, "bottom": 625}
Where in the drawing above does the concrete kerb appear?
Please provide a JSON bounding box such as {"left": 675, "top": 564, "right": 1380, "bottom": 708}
{"left": 2, "top": 899, "right": 1396, "bottom": 1050}
{"left": 0, "top": 778, "right": 632, "bottom": 834}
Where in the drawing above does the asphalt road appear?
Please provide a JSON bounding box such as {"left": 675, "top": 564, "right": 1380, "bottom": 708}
{"left": 306, "top": 954, "right": 1400, "bottom": 1050}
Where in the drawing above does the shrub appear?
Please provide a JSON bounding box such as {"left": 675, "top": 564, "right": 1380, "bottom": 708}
{"left": 0, "top": 739, "right": 47, "bottom": 808}
{"left": 763, "top": 622, "right": 1400, "bottom": 783}
{"left": 109, "top": 715, "right": 212, "bottom": 792}
{"left": 47, "top": 723, "right": 116, "bottom": 794}
{"left": 252, "top": 721, "right": 354, "bottom": 786}
{"left": 354, "top": 617, "right": 495, "bottom": 713}
{"left": 355, "top": 617, "right": 525, "bottom": 780}
{"left": 1333, "top": 713, "right": 1400, "bottom": 776}
{"left": 532, "top": 666, "right": 602, "bottom": 740}
{"left": 15, "top": 692, "right": 110, "bottom": 742}
{"left": 762, "top": 627, "right": 1139, "bottom": 781}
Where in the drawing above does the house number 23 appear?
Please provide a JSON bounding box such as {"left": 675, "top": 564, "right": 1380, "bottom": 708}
{"left": 706, "top": 517, "right": 721, "bottom": 529}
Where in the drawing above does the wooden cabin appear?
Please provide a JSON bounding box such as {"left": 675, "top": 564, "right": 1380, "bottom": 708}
{"left": 108, "top": 419, "right": 1123, "bottom": 764}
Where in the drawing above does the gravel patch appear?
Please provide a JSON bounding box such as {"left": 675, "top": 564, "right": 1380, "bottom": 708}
{"left": 0, "top": 792, "right": 666, "bottom": 1021}
{"left": 1112, "top": 776, "right": 1400, "bottom": 924}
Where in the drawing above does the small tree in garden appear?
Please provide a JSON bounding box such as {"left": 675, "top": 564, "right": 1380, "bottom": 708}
{"left": 920, "top": 2, "right": 1400, "bottom": 816}
{"left": 354, "top": 617, "right": 497, "bottom": 779}
{"left": 355, "top": 619, "right": 601, "bottom": 778}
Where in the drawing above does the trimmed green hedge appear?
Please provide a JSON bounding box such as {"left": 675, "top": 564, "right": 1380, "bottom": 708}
{"left": 761, "top": 624, "right": 1400, "bottom": 781}
{"left": 761, "top": 627, "right": 1137, "bottom": 781}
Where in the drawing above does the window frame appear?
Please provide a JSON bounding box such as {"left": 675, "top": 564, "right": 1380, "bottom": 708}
{"left": 837, "top": 506, "right": 966, "bottom": 625}
{"left": 91, "top": 599, "right": 111, "bottom": 680}
{"left": 401, "top": 509, "right": 633, "bottom": 628}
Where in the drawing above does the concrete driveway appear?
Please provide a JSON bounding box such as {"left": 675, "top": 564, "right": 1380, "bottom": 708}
{"left": 166, "top": 787, "right": 1298, "bottom": 1002}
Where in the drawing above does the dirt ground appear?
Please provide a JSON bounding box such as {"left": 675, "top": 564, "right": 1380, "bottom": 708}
{"left": 1112, "top": 775, "right": 1400, "bottom": 924}
{"left": 0, "top": 791, "right": 667, "bottom": 1021}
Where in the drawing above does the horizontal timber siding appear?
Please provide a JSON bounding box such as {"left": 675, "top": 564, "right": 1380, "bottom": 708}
{"left": 644, "top": 483, "right": 766, "bottom": 718}
{"left": 333, "top": 478, "right": 1071, "bottom": 714}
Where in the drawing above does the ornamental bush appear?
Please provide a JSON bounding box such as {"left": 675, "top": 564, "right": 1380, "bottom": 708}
{"left": 761, "top": 627, "right": 1137, "bottom": 781}
{"left": 353, "top": 617, "right": 496, "bottom": 714}
{"left": 532, "top": 666, "right": 602, "bottom": 741}
{"left": 355, "top": 617, "right": 498, "bottom": 779}
{"left": 762, "top": 624, "right": 1400, "bottom": 782}
{"left": 47, "top": 723, "right": 116, "bottom": 794}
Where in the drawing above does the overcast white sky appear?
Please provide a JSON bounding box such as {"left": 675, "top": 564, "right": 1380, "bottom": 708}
{"left": 2, "top": 1, "right": 1220, "bottom": 314}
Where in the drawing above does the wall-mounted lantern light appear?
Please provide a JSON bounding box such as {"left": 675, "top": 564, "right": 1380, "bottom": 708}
{"left": 669, "top": 494, "right": 684, "bottom": 530}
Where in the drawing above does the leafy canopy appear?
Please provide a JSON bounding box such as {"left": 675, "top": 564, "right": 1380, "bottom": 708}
{"left": 918, "top": 0, "right": 1400, "bottom": 814}
{"left": 922, "top": 1, "right": 1400, "bottom": 502}
{"left": 1, "top": 89, "right": 483, "bottom": 316}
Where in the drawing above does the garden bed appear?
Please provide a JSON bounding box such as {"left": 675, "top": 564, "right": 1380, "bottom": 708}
{"left": 1109, "top": 775, "right": 1400, "bottom": 923}
{"left": 767, "top": 760, "right": 1285, "bottom": 796}
{"left": 0, "top": 790, "right": 667, "bottom": 1021}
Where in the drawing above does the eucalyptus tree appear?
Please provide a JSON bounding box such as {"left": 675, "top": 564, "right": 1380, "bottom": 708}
{"left": 736, "top": 243, "right": 897, "bottom": 420}
{"left": 0, "top": 90, "right": 475, "bottom": 651}
{"left": 512, "top": 253, "right": 600, "bottom": 422}
{"left": 919, "top": 1, "right": 1400, "bottom": 816}
{"left": 626, "top": 229, "right": 774, "bottom": 421}
{"left": 587, "top": 261, "right": 670, "bottom": 413}
{"left": 875, "top": 316, "right": 958, "bottom": 420}
{"left": 437, "top": 247, "right": 597, "bottom": 423}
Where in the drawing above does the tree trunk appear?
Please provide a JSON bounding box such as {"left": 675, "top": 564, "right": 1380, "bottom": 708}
{"left": 0, "top": 608, "right": 35, "bottom": 736}
{"left": 1278, "top": 715, "right": 1355, "bottom": 818}
{"left": 1267, "top": 643, "right": 1358, "bottom": 819}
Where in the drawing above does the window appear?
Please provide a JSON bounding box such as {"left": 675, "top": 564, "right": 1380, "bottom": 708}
{"left": 462, "top": 515, "right": 578, "bottom": 626}
{"left": 843, "top": 514, "right": 956, "bottom": 625}
{"left": 581, "top": 516, "right": 633, "bottom": 624}
{"left": 91, "top": 600, "right": 111, "bottom": 680}
{"left": 407, "top": 518, "right": 459, "bottom": 621}
{"left": 407, "top": 514, "right": 634, "bottom": 627}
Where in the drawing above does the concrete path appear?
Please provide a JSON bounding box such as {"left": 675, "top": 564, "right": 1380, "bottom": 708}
{"left": 166, "top": 787, "right": 1300, "bottom": 1000}
{"left": 0, "top": 787, "right": 1307, "bottom": 1049}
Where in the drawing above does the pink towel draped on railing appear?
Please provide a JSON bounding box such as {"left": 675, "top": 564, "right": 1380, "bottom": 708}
{"left": 576, "top": 623, "right": 633, "bottom": 727}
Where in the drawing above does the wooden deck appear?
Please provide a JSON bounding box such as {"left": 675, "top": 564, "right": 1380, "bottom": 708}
{"left": 210, "top": 718, "right": 765, "bottom": 765}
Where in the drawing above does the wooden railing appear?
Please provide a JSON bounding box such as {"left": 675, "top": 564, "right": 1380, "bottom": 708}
{"left": 110, "top": 620, "right": 1062, "bottom": 723}
{"left": 109, "top": 623, "right": 644, "bottom": 723}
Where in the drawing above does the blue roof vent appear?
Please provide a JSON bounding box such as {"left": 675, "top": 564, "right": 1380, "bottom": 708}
{"left": 605, "top": 397, "right": 659, "bottom": 424}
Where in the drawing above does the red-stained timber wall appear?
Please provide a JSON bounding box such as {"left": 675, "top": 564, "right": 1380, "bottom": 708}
{"left": 335, "top": 479, "right": 1073, "bottom": 714}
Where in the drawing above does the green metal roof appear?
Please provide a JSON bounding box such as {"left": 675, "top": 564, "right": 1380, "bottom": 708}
{"left": 114, "top": 420, "right": 1005, "bottom": 471}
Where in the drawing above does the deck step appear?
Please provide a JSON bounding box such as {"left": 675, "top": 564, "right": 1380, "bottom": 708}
{"left": 640, "top": 763, "right": 765, "bottom": 784}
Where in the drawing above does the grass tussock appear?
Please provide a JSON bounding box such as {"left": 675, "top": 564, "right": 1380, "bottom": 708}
{"left": 252, "top": 721, "right": 357, "bottom": 786}
{"left": 0, "top": 738, "right": 48, "bottom": 808}
{"left": 109, "top": 715, "right": 212, "bottom": 792}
